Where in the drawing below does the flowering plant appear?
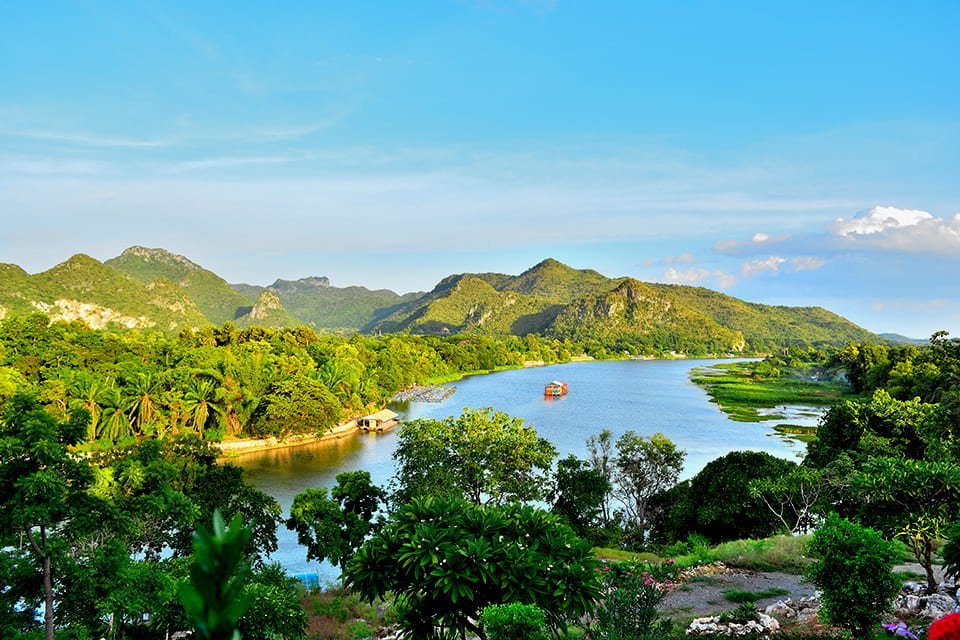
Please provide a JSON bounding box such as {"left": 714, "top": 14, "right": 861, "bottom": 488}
{"left": 589, "top": 560, "right": 679, "bottom": 640}
{"left": 881, "top": 620, "right": 919, "bottom": 640}
{"left": 929, "top": 613, "right": 960, "bottom": 640}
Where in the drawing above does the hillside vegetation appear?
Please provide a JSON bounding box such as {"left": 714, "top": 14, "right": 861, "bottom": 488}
{"left": 106, "top": 246, "right": 255, "bottom": 324}
{"left": 0, "top": 249, "right": 875, "bottom": 351}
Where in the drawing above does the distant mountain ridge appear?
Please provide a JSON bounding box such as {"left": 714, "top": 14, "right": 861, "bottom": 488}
{"left": 0, "top": 249, "right": 877, "bottom": 350}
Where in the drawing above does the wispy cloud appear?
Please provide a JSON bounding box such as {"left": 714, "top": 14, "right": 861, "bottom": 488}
{"left": 663, "top": 267, "right": 737, "bottom": 290}
{"left": 740, "top": 255, "right": 826, "bottom": 277}
{"left": 0, "top": 129, "right": 175, "bottom": 149}
{"left": 715, "top": 231, "right": 791, "bottom": 254}
{"left": 166, "top": 154, "right": 309, "bottom": 173}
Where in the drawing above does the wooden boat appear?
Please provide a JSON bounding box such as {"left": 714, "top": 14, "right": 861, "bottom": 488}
{"left": 544, "top": 381, "right": 568, "bottom": 397}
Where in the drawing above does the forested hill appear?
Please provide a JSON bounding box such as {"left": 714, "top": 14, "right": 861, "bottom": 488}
{"left": 0, "top": 250, "right": 875, "bottom": 350}
{"left": 368, "top": 259, "right": 875, "bottom": 351}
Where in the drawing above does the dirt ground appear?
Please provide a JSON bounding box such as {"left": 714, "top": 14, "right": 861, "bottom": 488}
{"left": 660, "top": 563, "right": 945, "bottom": 623}
{"left": 661, "top": 569, "right": 813, "bottom": 620}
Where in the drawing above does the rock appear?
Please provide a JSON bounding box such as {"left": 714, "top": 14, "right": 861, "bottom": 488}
{"left": 758, "top": 614, "right": 780, "bottom": 632}
{"left": 686, "top": 613, "right": 781, "bottom": 635}
{"left": 922, "top": 594, "right": 958, "bottom": 619}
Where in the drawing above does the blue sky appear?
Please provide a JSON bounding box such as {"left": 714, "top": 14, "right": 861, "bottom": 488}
{"left": 1, "top": 1, "right": 958, "bottom": 337}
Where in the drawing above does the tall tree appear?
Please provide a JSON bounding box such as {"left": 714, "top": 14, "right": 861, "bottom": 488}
{"left": 611, "top": 431, "right": 685, "bottom": 545}
{"left": 0, "top": 394, "right": 103, "bottom": 640}
{"left": 287, "top": 471, "right": 385, "bottom": 574}
{"left": 391, "top": 408, "right": 557, "bottom": 507}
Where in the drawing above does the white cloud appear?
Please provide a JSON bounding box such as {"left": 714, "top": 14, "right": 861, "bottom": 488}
{"left": 715, "top": 232, "right": 791, "bottom": 254}
{"left": 741, "top": 256, "right": 787, "bottom": 277}
{"left": 740, "top": 255, "right": 825, "bottom": 277}
{"left": 790, "top": 256, "right": 826, "bottom": 272}
{"left": 831, "top": 205, "right": 960, "bottom": 256}
{"left": 833, "top": 205, "right": 933, "bottom": 236}
{"left": 664, "top": 267, "right": 737, "bottom": 290}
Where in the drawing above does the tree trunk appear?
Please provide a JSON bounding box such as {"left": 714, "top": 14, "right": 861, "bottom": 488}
{"left": 923, "top": 539, "right": 937, "bottom": 593}
{"left": 42, "top": 526, "right": 54, "bottom": 640}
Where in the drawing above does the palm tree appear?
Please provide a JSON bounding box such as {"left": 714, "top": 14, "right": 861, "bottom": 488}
{"left": 183, "top": 378, "right": 219, "bottom": 435}
{"left": 68, "top": 374, "right": 108, "bottom": 441}
{"left": 127, "top": 373, "right": 162, "bottom": 436}
{"left": 100, "top": 385, "right": 133, "bottom": 442}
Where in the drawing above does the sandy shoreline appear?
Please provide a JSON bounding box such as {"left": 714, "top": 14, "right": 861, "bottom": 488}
{"left": 216, "top": 418, "right": 361, "bottom": 458}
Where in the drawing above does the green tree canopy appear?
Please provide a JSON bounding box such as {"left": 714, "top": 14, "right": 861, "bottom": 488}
{"left": 390, "top": 407, "right": 558, "bottom": 506}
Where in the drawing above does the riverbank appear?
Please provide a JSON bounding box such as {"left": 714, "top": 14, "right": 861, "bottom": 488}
{"left": 217, "top": 418, "right": 361, "bottom": 458}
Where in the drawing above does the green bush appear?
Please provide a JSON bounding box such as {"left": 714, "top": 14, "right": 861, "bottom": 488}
{"left": 942, "top": 520, "right": 960, "bottom": 583}
{"left": 687, "top": 451, "right": 799, "bottom": 542}
{"left": 480, "top": 603, "right": 549, "bottom": 640}
{"left": 590, "top": 560, "right": 678, "bottom": 640}
{"left": 719, "top": 603, "right": 759, "bottom": 625}
{"left": 805, "top": 514, "right": 900, "bottom": 639}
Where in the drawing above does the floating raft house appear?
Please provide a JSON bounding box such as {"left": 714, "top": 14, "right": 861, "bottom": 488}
{"left": 358, "top": 408, "right": 401, "bottom": 432}
{"left": 544, "top": 381, "right": 568, "bottom": 397}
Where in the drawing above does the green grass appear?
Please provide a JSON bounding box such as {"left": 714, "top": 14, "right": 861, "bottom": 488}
{"left": 772, "top": 424, "right": 819, "bottom": 443}
{"left": 673, "top": 534, "right": 813, "bottom": 574}
{"left": 691, "top": 362, "right": 859, "bottom": 426}
{"left": 592, "top": 547, "right": 661, "bottom": 563}
{"left": 722, "top": 587, "right": 791, "bottom": 604}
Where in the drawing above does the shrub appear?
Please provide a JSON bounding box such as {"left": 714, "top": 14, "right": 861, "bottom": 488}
{"left": 719, "top": 603, "right": 759, "bottom": 625}
{"left": 589, "top": 559, "right": 678, "bottom": 640}
{"left": 805, "top": 514, "right": 900, "bottom": 639}
{"left": 480, "top": 603, "right": 550, "bottom": 640}
{"left": 687, "top": 451, "right": 799, "bottom": 542}
{"left": 942, "top": 520, "right": 960, "bottom": 583}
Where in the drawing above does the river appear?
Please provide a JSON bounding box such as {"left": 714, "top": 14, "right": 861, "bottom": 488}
{"left": 235, "top": 358, "right": 805, "bottom": 579}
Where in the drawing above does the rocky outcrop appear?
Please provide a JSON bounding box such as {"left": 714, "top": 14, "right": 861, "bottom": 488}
{"left": 248, "top": 291, "right": 284, "bottom": 321}
{"left": 31, "top": 299, "right": 153, "bottom": 330}
{"left": 764, "top": 596, "right": 821, "bottom": 624}
{"left": 687, "top": 613, "right": 781, "bottom": 636}
{"left": 895, "top": 582, "right": 958, "bottom": 620}
{"left": 119, "top": 246, "right": 201, "bottom": 271}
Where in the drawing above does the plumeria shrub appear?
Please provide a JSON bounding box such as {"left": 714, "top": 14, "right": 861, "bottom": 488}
{"left": 346, "top": 496, "right": 600, "bottom": 639}
{"left": 589, "top": 559, "right": 678, "bottom": 640}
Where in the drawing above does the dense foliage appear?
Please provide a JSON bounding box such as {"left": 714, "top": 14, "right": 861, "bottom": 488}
{"left": 0, "top": 315, "right": 577, "bottom": 443}
{"left": 346, "top": 496, "right": 600, "bottom": 638}
{"left": 479, "top": 602, "right": 550, "bottom": 640}
{"left": 804, "top": 514, "right": 900, "bottom": 639}
{"left": 654, "top": 451, "right": 799, "bottom": 544}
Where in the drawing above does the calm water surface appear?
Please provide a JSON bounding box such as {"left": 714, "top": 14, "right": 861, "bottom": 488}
{"left": 236, "top": 358, "right": 804, "bottom": 578}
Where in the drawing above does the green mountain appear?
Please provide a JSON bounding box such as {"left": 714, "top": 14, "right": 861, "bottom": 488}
{"left": 105, "top": 246, "right": 255, "bottom": 324}
{"left": 232, "top": 276, "right": 421, "bottom": 330}
{"left": 642, "top": 283, "right": 873, "bottom": 349}
{"left": 547, "top": 279, "right": 746, "bottom": 352}
{"left": 0, "top": 254, "right": 208, "bottom": 330}
{"left": 369, "top": 259, "right": 876, "bottom": 351}
{"left": 0, "top": 251, "right": 876, "bottom": 349}
{"left": 503, "top": 258, "right": 618, "bottom": 302}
